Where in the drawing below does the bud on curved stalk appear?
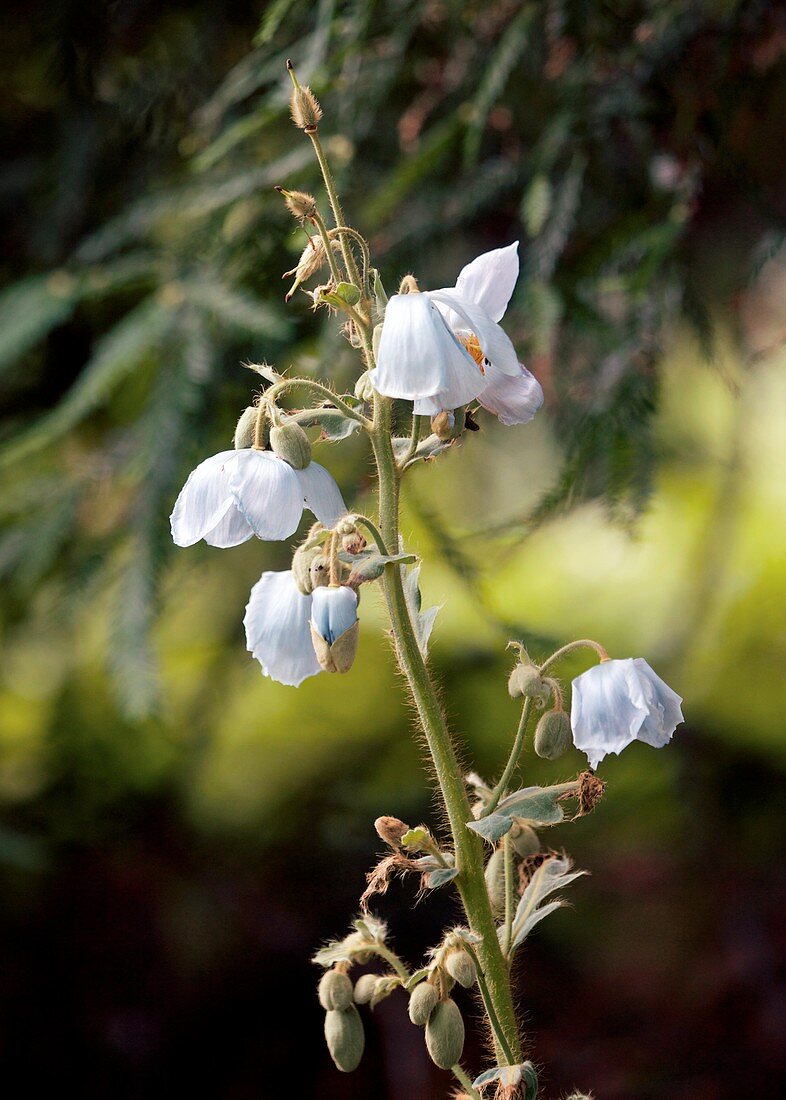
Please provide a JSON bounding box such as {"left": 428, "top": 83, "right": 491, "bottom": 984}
{"left": 508, "top": 661, "right": 551, "bottom": 706}
{"left": 269, "top": 418, "right": 313, "bottom": 469}
{"left": 309, "top": 554, "right": 330, "bottom": 591}
{"left": 534, "top": 708, "right": 573, "bottom": 760}
{"left": 353, "top": 973, "right": 378, "bottom": 1005}
{"left": 233, "top": 406, "right": 257, "bottom": 449}
{"left": 324, "top": 1004, "right": 364, "bottom": 1072}
{"left": 310, "top": 585, "right": 359, "bottom": 673}
{"left": 408, "top": 980, "right": 439, "bottom": 1026}
{"left": 425, "top": 997, "right": 465, "bottom": 1069}
{"left": 318, "top": 968, "right": 354, "bottom": 1011}
{"left": 292, "top": 543, "right": 323, "bottom": 595}
{"left": 445, "top": 949, "right": 476, "bottom": 989}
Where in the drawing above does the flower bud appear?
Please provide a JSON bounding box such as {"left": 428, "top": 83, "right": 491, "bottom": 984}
{"left": 484, "top": 848, "right": 506, "bottom": 916}
{"left": 342, "top": 532, "right": 366, "bottom": 555}
{"left": 431, "top": 411, "right": 454, "bottom": 440}
{"left": 292, "top": 544, "right": 323, "bottom": 595}
{"left": 534, "top": 709, "right": 572, "bottom": 760}
{"left": 309, "top": 554, "right": 330, "bottom": 590}
{"left": 324, "top": 1005, "right": 364, "bottom": 1073}
{"left": 233, "top": 406, "right": 258, "bottom": 449}
{"left": 354, "top": 371, "right": 375, "bottom": 402}
{"left": 445, "top": 949, "right": 476, "bottom": 989}
{"left": 310, "top": 586, "right": 359, "bottom": 674}
{"left": 408, "top": 981, "right": 439, "bottom": 1026}
{"left": 318, "top": 969, "right": 354, "bottom": 1011}
{"left": 353, "top": 973, "right": 378, "bottom": 1005}
{"left": 509, "top": 821, "right": 541, "bottom": 859}
{"left": 508, "top": 662, "right": 551, "bottom": 706}
{"left": 275, "top": 185, "right": 318, "bottom": 220}
{"left": 425, "top": 998, "right": 465, "bottom": 1069}
{"left": 374, "top": 816, "right": 410, "bottom": 847}
{"left": 269, "top": 419, "right": 312, "bottom": 469}
{"left": 289, "top": 85, "right": 323, "bottom": 131}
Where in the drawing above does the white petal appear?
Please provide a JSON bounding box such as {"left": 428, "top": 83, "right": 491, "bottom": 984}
{"left": 228, "top": 450, "right": 303, "bottom": 541}
{"left": 630, "top": 659, "right": 684, "bottom": 749}
{"left": 310, "top": 585, "right": 358, "bottom": 644}
{"left": 454, "top": 241, "right": 519, "bottom": 322}
{"left": 370, "top": 294, "right": 486, "bottom": 407}
{"left": 427, "top": 289, "right": 520, "bottom": 377}
{"left": 243, "top": 570, "right": 321, "bottom": 687}
{"left": 570, "top": 659, "right": 647, "bottom": 768}
{"left": 170, "top": 451, "right": 238, "bottom": 547}
{"left": 478, "top": 362, "right": 544, "bottom": 426}
{"left": 295, "top": 462, "right": 347, "bottom": 527}
{"left": 204, "top": 503, "right": 253, "bottom": 548}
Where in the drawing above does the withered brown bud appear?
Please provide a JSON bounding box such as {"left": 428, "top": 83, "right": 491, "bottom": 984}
{"left": 374, "top": 816, "right": 411, "bottom": 848}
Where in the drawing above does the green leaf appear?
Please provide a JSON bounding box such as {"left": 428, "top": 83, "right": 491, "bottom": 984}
{"left": 473, "top": 1062, "right": 538, "bottom": 1096}
{"left": 292, "top": 406, "right": 362, "bottom": 441}
{"left": 495, "top": 785, "right": 566, "bottom": 826}
{"left": 466, "top": 813, "right": 514, "bottom": 843}
{"left": 404, "top": 967, "right": 430, "bottom": 991}
{"left": 402, "top": 563, "right": 440, "bottom": 656}
{"left": 341, "top": 549, "right": 416, "bottom": 584}
{"left": 504, "top": 856, "right": 586, "bottom": 953}
{"left": 424, "top": 866, "right": 459, "bottom": 889}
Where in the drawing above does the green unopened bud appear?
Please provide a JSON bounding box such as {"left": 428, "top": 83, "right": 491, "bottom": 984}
{"left": 445, "top": 949, "right": 476, "bottom": 989}
{"left": 484, "top": 848, "right": 507, "bottom": 916}
{"left": 408, "top": 980, "right": 439, "bottom": 1026}
{"left": 400, "top": 826, "right": 431, "bottom": 853}
{"left": 508, "top": 662, "right": 551, "bottom": 706}
{"left": 534, "top": 708, "right": 572, "bottom": 760}
{"left": 353, "top": 973, "right": 378, "bottom": 1005}
{"left": 425, "top": 998, "right": 465, "bottom": 1069}
{"left": 292, "top": 544, "right": 322, "bottom": 595}
{"left": 233, "top": 406, "right": 258, "bottom": 449}
{"left": 374, "top": 816, "right": 410, "bottom": 847}
{"left": 324, "top": 1005, "right": 364, "bottom": 1073}
{"left": 509, "top": 821, "right": 541, "bottom": 859}
{"left": 269, "top": 419, "right": 312, "bottom": 469}
{"left": 318, "top": 969, "right": 354, "bottom": 1011}
{"left": 354, "top": 371, "right": 375, "bottom": 402}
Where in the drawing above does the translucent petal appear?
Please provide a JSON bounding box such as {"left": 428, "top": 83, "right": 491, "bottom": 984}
{"left": 295, "top": 462, "right": 347, "bottom": 527}
{"left": 204, "top": 503, "right": 253, "bottom": 548}
{"left": 631, "top": 659, "right": 684, "bottom": 748}
{"left": 170, "top": 450, "right": 238, "bottom": 547}
{"left": 243, "top": 570, "right": 321, "bottom": 687}
{"left": 370, "top": 294, "right": 486, "bottom": 407}
{"left": 478, "top": 362, "right": 544, "bottom": 426}
{"left": 453, "top": 241, "right": 519, "bottom": 322}
{"left": 310, "top": 585, "right": 358, "bottom": 644}
{"left": 228, "top": 449, "right": 303, "bottom": 541}
{"left": 428, "top": 289, "right": 520, "bottom": 378}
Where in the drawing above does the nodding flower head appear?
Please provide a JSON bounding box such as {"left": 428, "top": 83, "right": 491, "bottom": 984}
{"left": 310, "top": 585, "right": 359, "bottom": 674}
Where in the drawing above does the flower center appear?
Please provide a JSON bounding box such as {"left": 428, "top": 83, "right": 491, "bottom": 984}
{"left": 460, "top": 333, "right": 486, "bottom": 373}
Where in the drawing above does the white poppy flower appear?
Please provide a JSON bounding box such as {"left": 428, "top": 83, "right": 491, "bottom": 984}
{"left": 170, "top": 448, "right": 346, "bottom": 547}
{"left": 244, "top": 570, "right": 322, "bottom": 687}
{"left": 570, "top": 658, "right": 684, "bottom": 769}
{"left": 371, "top": 242, "right": 544, "bottom": 426}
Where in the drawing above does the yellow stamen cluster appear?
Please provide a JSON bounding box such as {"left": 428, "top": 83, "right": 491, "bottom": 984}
{"left": 460, "top": 333, "right": 486, "bottom": 373}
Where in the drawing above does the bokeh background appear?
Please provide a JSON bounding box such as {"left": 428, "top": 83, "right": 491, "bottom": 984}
{"left": 2, "top": 1, "right": 786, "bottom": 1096}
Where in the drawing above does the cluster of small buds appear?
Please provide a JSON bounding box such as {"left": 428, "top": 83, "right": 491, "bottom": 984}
{"left": 319, "top": 969, "right": 364, "bottom": 1073}
{"left": 408, "top": 978, "right": 465, "bottom": 1071}
{"left": 508, "top": 657, "right": 551, "bottom": 707}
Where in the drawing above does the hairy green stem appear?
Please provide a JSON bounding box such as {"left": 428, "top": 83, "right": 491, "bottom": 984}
{"left": 463, "top": 943, "right": 516, "bottom": 1066}
{"left": 306, "top": 130, "right": 363, "bottom": 291}
{"left": 372, "top": 943, "right": 410, "bottom": 983}
{"left": 371, "top": 393, "right": 521, "bottom": 1063}
{"left": 503, "top": 833, "right": 515, "bottom": 959}
{"left": 263, "top": 377, "right": 369, "bottom": 427}
{"left": 311, "top": 209, "right": 343, "bottom": 285}
{"left": 451, "top": 1063, "right": 481, "bottom": 1099}
{"left": 538, "top": 638, "right": 608, "bottom": 676}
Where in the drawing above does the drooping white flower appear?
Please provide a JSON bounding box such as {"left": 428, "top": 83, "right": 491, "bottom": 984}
{"left": 371, "top": 242, "right": 544, "bottom": 426}
{"left": 170, "top": 448, "right": 346, "bottom": 547}
{"left": 244, "top": 570, "right": 322, "bottom": 686}
{"left": 570, "top": 658, "right": 684, "bottom": 769}
{"left": 244, "top": 574, "right": 360, "bottom": 686}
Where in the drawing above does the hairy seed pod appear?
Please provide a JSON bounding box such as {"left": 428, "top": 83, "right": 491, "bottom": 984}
{"left": 425, "top": 998, "right": 465, "bottom": 1069}
{"left": 408, "top": 980, "right": 439, "bottom": 1026}
{"left": 353, "top": 973, "right": 378, "bottom": 1005}
{"left": 534, "top": 708, "right": 573, "bottom": 760}
{"left": 445, "top": 949, "right": 476, "bottom": 989}
{"left": 269, "top": 420, "right": 312, "bottom": 469}
{"left": 509, "top": 821, "right": 541, "bottom": 859}
{"left": 233, "top": 406, "right": 258, "bottom": 450}
{"left": 324, "top": 1005, "right": 364, "bottom": 1072}
{"left": 289, "top": 85, "right": 323, "bottom": 130}
{"left": 292, "top": 544, "right": 323, "bottom": 595}
{"left": 309, "top": 554, "right": 330, "bottom": 590}
{"left": 485, "top": 847, "right": 507, "bottom": 916}
{"left": 318, "top": 969, "right": 353, "bottom": 1011}
{"left": 508, "top": 662, "right": 551, "bottom": 706}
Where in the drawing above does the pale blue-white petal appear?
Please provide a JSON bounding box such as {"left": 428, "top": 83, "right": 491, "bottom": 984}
{"left": 630, "top": 658, "right": 684, "bottom": 749}
{"left": 454, "top": 241, "right": 519, "bottom": 322}
{"left": 370, "top": 293, "right": 486, "bottom": 407}
{"left": 478, "top": 361, "right": 544, "bottom": 426}
{"left": 228, "top": 449, "right": 303, "bottom": 541}
{"left": 428, "top": 289, "right": 520, "bottom": 378}
{"left": 203, "top": 503, "right": 253, "bottom": 548}
{"left": 310, "top": 585, "right": 358, "bottom": 645}
{"left": 243, "top": 570, "right": 321, "bottom": 687}
{"left": 170, "top": 450, "right": 238, "bottom": 547}
{"left": 295, "top": 462, "right": 347, "bottom": 527}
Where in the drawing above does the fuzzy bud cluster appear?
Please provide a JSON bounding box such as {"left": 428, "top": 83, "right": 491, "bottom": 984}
{"left": 508, "top": 660, "right": 551, "bottom": 706}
